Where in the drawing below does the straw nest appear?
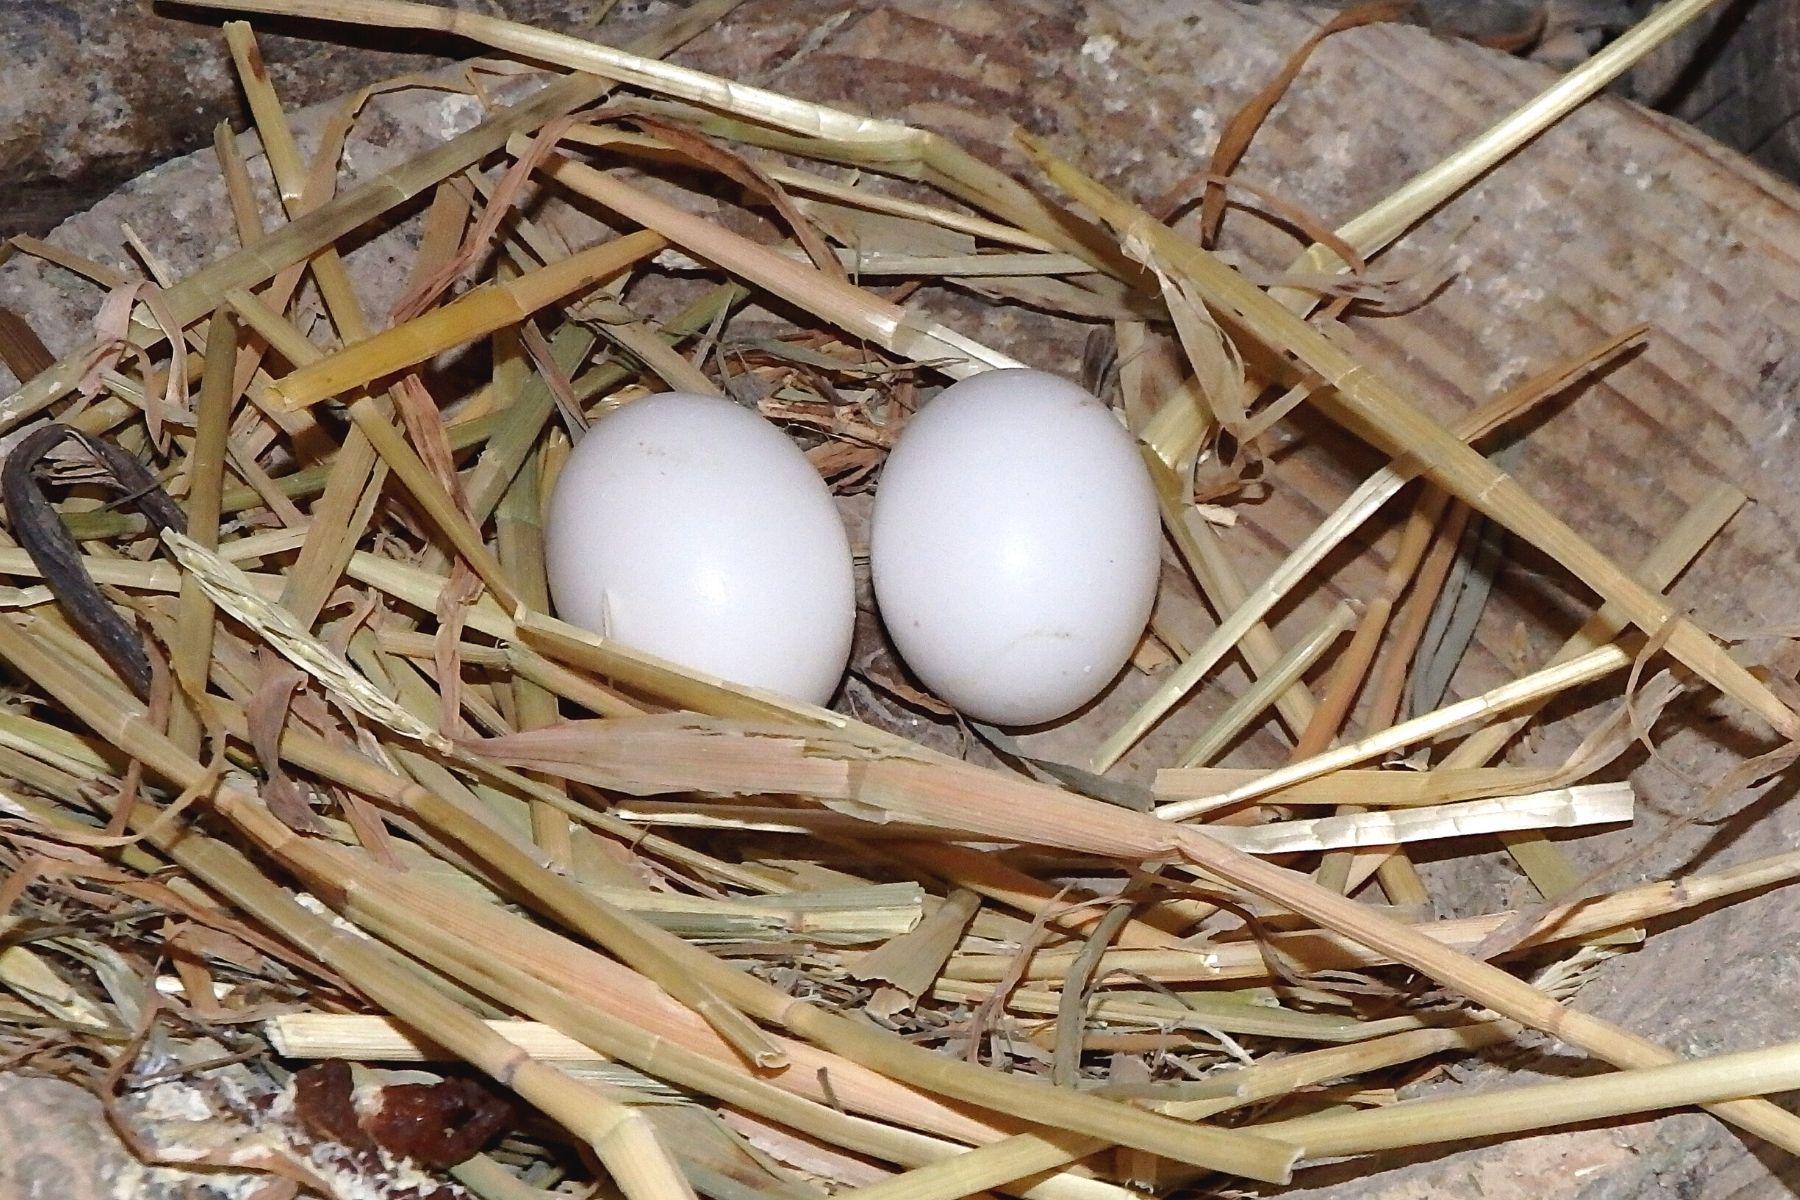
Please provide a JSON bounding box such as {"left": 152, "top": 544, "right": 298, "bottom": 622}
{"left": 0, "top": 0, "right": 1798, "bottom": 1197}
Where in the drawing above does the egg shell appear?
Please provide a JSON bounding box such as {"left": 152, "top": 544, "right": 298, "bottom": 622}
{"left": 870, "top": 369, "right": 1162, "bottom": 726}
{"left": 543, "top": 392, "right": 855, "bottom": 706}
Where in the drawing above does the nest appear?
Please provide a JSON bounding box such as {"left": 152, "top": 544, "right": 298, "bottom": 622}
{"left": 0, "top": 0, "right": 1796, "bottom": 1196}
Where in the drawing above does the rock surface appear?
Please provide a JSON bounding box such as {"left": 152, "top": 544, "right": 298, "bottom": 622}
{"left": 1630, "top": 0, "right": 1800, "bottom": 182}
{"left": 0, "top": 0, "right": 676, "bottom": 236}
{"left": 0, "top": 1073, "right": 194, "bottom": 1200}
{"left": 4, "top": 1, "right": 1800, "bottom": 1197}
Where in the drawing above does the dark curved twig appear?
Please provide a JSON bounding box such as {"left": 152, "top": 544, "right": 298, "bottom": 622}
{"left": 1, "top": 423, "right": 186, "bottom": 699}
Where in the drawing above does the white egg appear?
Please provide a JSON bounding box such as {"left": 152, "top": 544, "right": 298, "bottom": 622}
{"left": 870, "top": 369, "right": 1161, "bottom": 726}
{"left": 544, "top": 392, "right": 855, "bottom": 706}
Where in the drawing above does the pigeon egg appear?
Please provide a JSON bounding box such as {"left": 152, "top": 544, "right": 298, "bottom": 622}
{"left": 544, "top": 392, "right": 855, "bottom": 706}
{"left": 870, "top": 369, "right": 1161, "bottom": 726}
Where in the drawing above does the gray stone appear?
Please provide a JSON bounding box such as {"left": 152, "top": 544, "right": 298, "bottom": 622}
{"left": 0, "top": 1073, "right": 181, "bottom": 1200}
{"left": 1628, "top": 0, "right": 1800, "bottom": 182}
{"left": 0, "top": 0, "right": 677, "bottom": 236}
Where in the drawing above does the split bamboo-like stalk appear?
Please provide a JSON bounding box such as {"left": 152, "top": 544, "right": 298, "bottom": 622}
{"left": 1155, "top": 765, "right": 1567, "bottom": 806}
{"left": 1155, "top": 644, "right": 1631, "bottom": 818}
{"left": 647, "top": 784, "right": 1634, "bottom": 852}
